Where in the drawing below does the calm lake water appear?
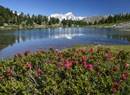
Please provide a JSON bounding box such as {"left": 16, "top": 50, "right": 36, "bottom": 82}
{"left": 0, "top": 27, "right": 130, "bottom": 59}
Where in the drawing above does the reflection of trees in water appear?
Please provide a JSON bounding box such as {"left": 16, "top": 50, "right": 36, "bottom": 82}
{"left": 0, "top": 28, "right": 130, "bottom": 51}
{"left": 0, "top": 35, "right": 16, "bottom": 50}
{"left": 16, "top": 28, "right": 130, "bottom": 43}
{"left": 107, "top": 34, "right": 130, "bottom": 42}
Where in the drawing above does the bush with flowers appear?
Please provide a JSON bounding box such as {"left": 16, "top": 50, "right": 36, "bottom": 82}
{"left": 0, "top": 47, "right": 130, "bottom": 95}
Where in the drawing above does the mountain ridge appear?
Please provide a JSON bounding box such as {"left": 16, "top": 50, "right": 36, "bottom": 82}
{"left": 49, "top": 12, "right": 110, "bottom": 23}
{"left": 49, "top": 12, "right": 84, "bottom": 21}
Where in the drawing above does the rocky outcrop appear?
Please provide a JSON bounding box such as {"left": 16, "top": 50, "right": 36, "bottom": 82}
{"left": 113, "top": 22, "right": 130, "bottom": 29}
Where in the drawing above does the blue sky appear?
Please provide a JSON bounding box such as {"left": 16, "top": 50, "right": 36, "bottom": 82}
{"left": 0, "top": 0, "right": 130, "bottom": 16}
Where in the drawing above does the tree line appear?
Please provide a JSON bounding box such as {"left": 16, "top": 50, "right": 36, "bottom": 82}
{"left": 0, "top": 5, "right": 130, "bottom": 27}
{"left": 94, "top": 13, "right": 130, "bottom": 25}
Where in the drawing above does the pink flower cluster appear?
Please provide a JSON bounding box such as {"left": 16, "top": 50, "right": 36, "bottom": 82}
{"left": 88, "top": 48, "right": 93, "bottom": 53}
{"left": 82, "top": 57, "right": 87, "bottom": 62}
{"left": 76, "top": 49, "right": 85, "bottom": 54}
{"left": 113, "top": 82, "right": 122, "bottom": 88}
{"left": 122, "top": 72, "right": 129, "bottom": 80}
{"left": 112, "top": 82, "right": 122, "bottom": 94}
{"left": 35, "top": 69, "right": 42, "bottom": 77}
{"left": 24, "top": 50, "right": 30, "bottom": 55}
{"left": 65, "top": 60, "right": 72, "bottom": 70}
{"left": 119, "top": 50, "right": 124, "bottom": 53}
{"left": 82, "top": 62, "right": 93, "bottom": 71}
{"left": 123, "top": 63, "right": 129, "bottom": 69}
{"left": 113, "top": 66, "right": 119, "bottom": 71}
{"left": 7, "top": 69, "right": 12, "bottom": 76}
{"left": 87, "top": 64, "right": 93, "bottom": 71}
{"left": 112, "top": 88, "right": 117, "bottom": 93}
{"left": 26, "top": 63, "right": 31, "bottom": 69}
{"left": 37, "top": 50, "right": 44, "bottom": 53}
{"left": 55, "top": 49, "right": 60, "bottom": 55}
{"left": 107, "top": 52, "right": 113, "bottom": 61}
{"left": 17, "top": 52, "right": 22, "bottom": 56}
{"left": 57, "top": 62, "right": 62, "bottom": 67}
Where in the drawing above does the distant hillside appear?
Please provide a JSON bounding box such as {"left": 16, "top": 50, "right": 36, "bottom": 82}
{"left": 82, "top": 15, "right": 110, "bottom": 23}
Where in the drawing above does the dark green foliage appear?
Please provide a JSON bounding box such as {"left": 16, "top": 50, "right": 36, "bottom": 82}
{"left": 61, "top": 19, "right": 88, "bottom": 27}
{"left": 49, "top": 17, "right": 59, "bottom": 25}
{"left": 97, "top": 13, "right": 130, "bottom": 25}
{"left": 0, "top": 16, "right": 4, "bottom": 26}
{"left": 0, "top": 6, "right": 49, "bottom": 27}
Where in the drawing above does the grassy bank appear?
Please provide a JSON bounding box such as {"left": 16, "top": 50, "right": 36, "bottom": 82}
{"left": 0, "top": 24, "right": 61, "bottom": 31}
{"left": 74, "top": 44, "right": 130, "bottom": 52}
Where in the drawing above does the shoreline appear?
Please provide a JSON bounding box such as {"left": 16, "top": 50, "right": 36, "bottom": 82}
{"left": 0, "top": 25, "right": 130, "bottom": 32}
{"left": 1, "top": 44, "right": 130, "bottom": 60}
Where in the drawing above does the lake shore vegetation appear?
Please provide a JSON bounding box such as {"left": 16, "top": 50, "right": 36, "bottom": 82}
{"left": 0, "top": 45, "right": 130, "bottom": 94}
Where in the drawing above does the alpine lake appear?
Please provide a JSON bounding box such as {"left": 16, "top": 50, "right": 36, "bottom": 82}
{"left": 0, "top": 27, "right": 130, "bottom": 59}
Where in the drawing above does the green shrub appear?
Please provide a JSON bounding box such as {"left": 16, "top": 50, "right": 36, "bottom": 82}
{"left": 0, "top": 47, "right": 130, "bottom": 95}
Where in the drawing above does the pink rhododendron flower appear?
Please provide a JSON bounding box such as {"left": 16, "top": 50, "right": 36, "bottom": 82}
{"left": 88, "top": 48, "right": 93, "bottom": 53}
{"left": 121, "top": 72, "right": 129, "bottom": 80}
{"left": 124, "top": 72, "right": 129, "bottom": 77}
{"left": 113, "top": 66, "right": 119, "bottom": 71}
{"left": 7, "top": 69, "right": 12, "bottom": 76}
{"left": 81, "top": 49, "right": 85, "bottom": 53}
{"left": 107, "top": 52, "right": 113, "bottom": 61}
{"left": 119, "top": 50, "right": 124, "bottom": 53}
{"left": 37, "top": 69, "right": 42, "bottom": 73}
{"left": 107, "top": 52, "right": 111, "bottom": 57}
{"left": 57, "top": 62, "right": 62, "bottom": 67}
{"left": 55, "top": 49, "right": 60, "bottom": 55}
{"left": 77, "top": 50, "right": 81, "bottom": 54}
{"left": 17, "top": 52, "right": 21, "bottom": 56}
{"left": 117, "top": 83, "right": 122, "bottom": 88}
{"left": 112, "top": 88, "right": 117, "bottom": 93}
{"left": 24, "top": 50, "right": 30, "bottom": 55}
{"left": 122, "top": 75, "right": 127, "bottom": 80}
{"left": 65, "top": 63, "right": 71, "bottom": 69}
{"left": 114, "top": 82, "right": 118, "bottom": 86}
{"left": 26, "top": 63, "right": 31, "bottom": 69}
{"left": 114, "top": 57, "right": 118, "bottom": 61}
{"left": 37, "top": 50, "right": 44, "bottom": 53}
{"left": 87, "top": 64, "right": 93, "bottom": 71}
{"left": 65, "top": 60, "right": 72, "bottom": 70}
{"left": 123, "top": 63, "right": 129, "bottom": 69}
{"left": 82, "top": 57, "right": 87, "bottom": 62}
{"left": 110, "top": 57, "right": 113, "bottom": 61}
{"left": 35, "top": 72, "right": 39, "bottom": 77}
{"left": 89, "top": 56, "right": 93, "bottom": 59}
{"left": 25, "top": 50, "right": 30, "bottom": 53}
{"left": 83, "top": 62, "right": 87, "bottom": 68}
{"left": 114, "top": 82, "right": 122, "bottom": 88}
{"left": 61, "top": 58, "right": 65, "bottom": 61}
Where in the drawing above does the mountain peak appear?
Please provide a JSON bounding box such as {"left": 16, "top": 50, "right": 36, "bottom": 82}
{"left": 65, "top": 12, "right": 73, "bottom": 15}
{"left": 49, "top": 12, "right": 84, "bottom": 21}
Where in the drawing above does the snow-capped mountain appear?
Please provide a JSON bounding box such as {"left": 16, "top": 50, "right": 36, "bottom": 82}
{"left": 49, "top": 12, "right": 84, "bottom": 21}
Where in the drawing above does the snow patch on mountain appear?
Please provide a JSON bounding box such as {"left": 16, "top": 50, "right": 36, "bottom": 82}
{"left": 49, "top": 12, "right": 84, "bottom": 21}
